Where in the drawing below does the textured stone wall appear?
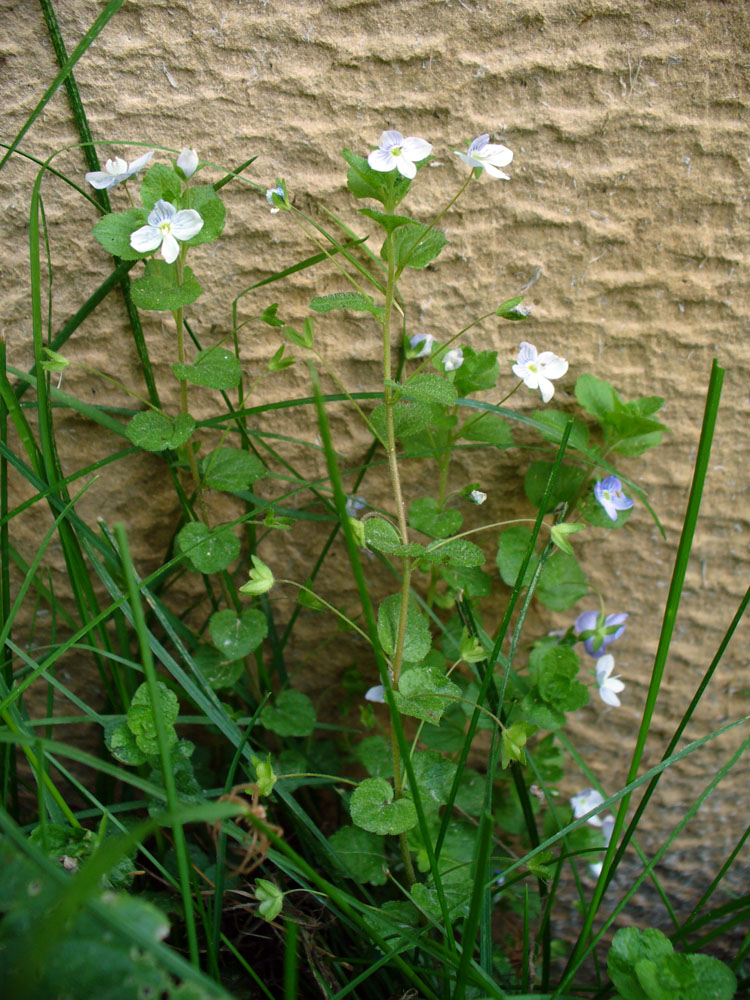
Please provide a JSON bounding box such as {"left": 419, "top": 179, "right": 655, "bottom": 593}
{"left": 2, "top": 0, "right": 749, "bottom": 917}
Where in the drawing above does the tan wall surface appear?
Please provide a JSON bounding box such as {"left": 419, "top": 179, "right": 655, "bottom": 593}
{"left": 2, "top": 0, "right": 749, "bottom": 925}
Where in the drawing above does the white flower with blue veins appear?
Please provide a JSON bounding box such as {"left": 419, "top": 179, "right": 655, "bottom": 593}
{"left": 456, "top": 134, "right": 513, "bottom": 179}
{"left": 85, "top": 150, "right": 153, "bottom": 190}
{"left": 595, "top": 654, "right": 625, "bottom": 707}
{"left": 368, "top": 130, "right": 433, "bottom": 179}
{"left": 176, "top": 148, "right": 199, "bottom": 178}
{"left": 442, "top": 348, "right": 464, "bottom": 372}
{"left": 129, "top": 199, "right": 204, "bottom": 264}
{"left": 512, "top": 342, "right": 568, "bottom": 403}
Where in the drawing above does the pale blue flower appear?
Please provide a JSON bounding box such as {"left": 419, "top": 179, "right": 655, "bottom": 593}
{"left": 594, "top": 476, "right": 634, "bottom": 521}
{"left": 455, "top": 134, "right": 513, "bottom": 179}
{"left": 130, "top": 199, "right": 203, "bottom": 263}
{"left": 409, "top": 333, "right": 434, "bottom": 358}
{"left": 443, "top": 348, "right": 463, "bottom": 372}
{"left": 575, "top": 610, "right": 628, "bottom": 658}
{"left": 85, "top": 150, "right": 153, "bottom": 190}
{"left": 368, "top": 130, "right": 432, "bottom": 179}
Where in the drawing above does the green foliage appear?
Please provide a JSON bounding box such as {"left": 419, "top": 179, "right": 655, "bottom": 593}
{"left": 359, "top": 208, "right": 415, "bottom": 234}
{"left": 254, "top": 879, "right": 284, "bottom": 922}
{"left": 92, "top": 208, "right": 149, "bottom": 259}
{"left": 127, "top": 680, "right": 179, "bottom": 756}
{"left": 386, "top": 222, "right": 448, "bottom": 271}
{"left": 576, "top": 374, "right": 668, "bottom": 456}
{"left": 452, "top": 345, "right": 500, "bottom": 396}
{"left": 496, "top": 525, "right": 588, "bottom": 610}
{"left": 524, "top": 461, "right": 586, "bottom": 512}
{"left": 341, "top": 148, "right": 411, "bottom": 206}
{"left": 126, "top": 411, "right": 195, "bottom": 452}
{"left": 191, "top": 645, "right": 244, "bottom": 690}
{"left": 176, "top": 522, "right": 240, "bottom": 573}
{"left": 310, "top": 291, "right": 384, "bottom": 318}
{"left": 364, "top": 517, "right": 424, "bottom": 558}
{"left": 350, "top": 778, "right": 418, "bottom": 835}
{"left": 607, "top": 927, "right": 737, "bottom": 1000}
{"left": 209, "top": 607, "right": 268, "bottom": 659}
{"left": 377, "top": 594, "right": 432, "bottom": 662}
{"left": 328, "top": 826, "right": 387, "bottom": 885}
{"left": 393, "top": 665, "right": 462, "bottom": 725}
{"left": 261, "top": 689, "right": 316, "bottom": 737}
{"left": 422, "top": 537, "right": 485, "bottom": 569}
{"left": 459, "top": 412, "right": 514, "bottom": 447}
{"left": 131, "top": 261, "right": 203, "bottom": 311}
{"left": 201, "top": 447, "right": 266, "bottom": 492}
{"left": 408, "top": 497, "right": 463, "bottom": 538}
{"left": 172, "top": 347, "right": 241, "bottom": 389}
{"left": 392, "top": 372, "right": 458, "bottom": 407}
{"left": 369, "top": 397, "right": 435, "bottom": 440}
{"left": 139, "top": 162, "right": 182, "bottom": 209}
{"left": 182, "top": 185, "right": 226, "bottom": 245}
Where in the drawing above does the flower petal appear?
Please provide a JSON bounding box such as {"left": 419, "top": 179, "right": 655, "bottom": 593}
{"left": 160, "top": 232, "right": 180, "bottom": 263}
{"left": 378, "top": 130, "right": 404, "bottom": 149}
{"left": 148, "top": 200, "right": 176, "bottom": 226}
{"left": 599, "top": 685, "right": 622, "bottom": 707}
{"left": 482, "top": 163, "right": 511, "bottom": 180}
{"left": 127, "top": 150, "right": 154, "bottom": 174}
{"left": 368, "top": 149, "right": 396, "bottom": 172}
{"left": 129, "top": 225, "right": 162, "bottom": 254}
{"left": 401, "top": 136, "right": 432, "bottom": 161}
{"left": 595, "top": 654, "right": 615, "bottom": 683}
{"left": 85, "top": 171, "right": 117, "bottom": 189}
{"left": 538, "top": 374, "right": 556, "bottom": 403}
{"left": 396, "top": 157, "right": 417, "bottom": 179}
{"left": 171, "top": 209, "right": 204, "bottom": 240}
{"left": 538, "top": 354, "right": 569, "bottom": 379}
{"left": 575, "top": 610, "right": 599, "bottom": 633}
{"left": 483, "top": 143, "right": 513, "bottom": 167}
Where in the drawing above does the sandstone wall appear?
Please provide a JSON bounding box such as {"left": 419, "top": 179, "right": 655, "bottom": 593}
{"left": 2, "top": 0, "right": 749, "bottom": 917}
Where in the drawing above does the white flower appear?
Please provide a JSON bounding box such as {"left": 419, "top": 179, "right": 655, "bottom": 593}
{"left": 570, "top": 788, "right": 605, "bottom": 827}
{"left": 177, "top": 148, "right": 199, "bottom": 178}
{"left": 410, "top": 333, "right": 434, "bottom": 358}
{"left": 601, "top": 814, "right": 615, "bottom": 845}
{"left": 443, "top": 348, "right": 464, "bottom": 372}
{"left": 470, "top": 490, "right": 487, "bottom": 505}
{"left": 129, "top": 199, "right": 204, "bottom": 264}
{"left": 368, "top": 130, "right": 433, "bottom": 179}
{"left": 512, "top": 342, "right": 568, "bottom": 403}
{"left": 85, "top": 150, "right": 153, "bottom": 190}
{"left": 365, "top": 684, "right": 385, "bottom": 703}
{"left": 595, "top": 654, "right": 625, "bottom": 708}
{"left": 455, "top": 134, "right": 513, "bottom": 180}
{"left": 589, "top": 861, "right": 603, "bottom": 878}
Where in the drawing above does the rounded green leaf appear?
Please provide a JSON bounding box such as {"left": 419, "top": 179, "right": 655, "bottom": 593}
{"left": 131, "top": 260, "right": 203, "bottom": 311}
{"left": 127, "top": 681, "right": 179, "bottom": 756}
{"left": 176, "top": 522, "right": 240, "bottom": 574}
{"left": 92, "top": 208, "right": 149, "bottom": 259}
{"left": 202, "top": 447, "right": 266, "bottom": 492}
{"left": 126, "top": 411, "right": 195, "bottom": 452}
{"left": 105, "top": 720, "right": 147, "bottom": 766}
{"left": 329, "top": 826, "right": 387, "bottom": 885}
{"left": 139, "top": 162, "right": 182, "bottom": 210}
{"left": 172, "top": 347, "right": 241, "bottom": 390}
{"left": 192, "top": 645, "right": 244, "bottom": 690}
{"left": 408, "top": 497, "right": 462, "bottom": 539}
{"left": 377, "top": 594, "right": 431, "bottom": 662}
{"left": 183, "top": 185, "right": 226, "bottom": 244}
{"left": 261, "top": 689, "right": 316, "bottom": 737}
{"left": 350, "top": 778, "right": 418, "bottom": 835}
{"left": 209, "top": 608, "right": 268, "bottom": 659}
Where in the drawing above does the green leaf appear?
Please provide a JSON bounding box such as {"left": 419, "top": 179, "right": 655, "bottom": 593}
{"left": 452, "top": 345, "right": 500, "bottom": 396}
{"left": 407, "top": 750, "right": 457, "bottom": 807}
{"left": 192, "top": 645, "right": 244, "bottom": 690}
{"left": 139, "top": 162, "right": 182, "bottom": 210}
{"left": 408, "top": 497, "right": 462, "bottom": 539}
{"left": 356, "top": 735, "right": 394, "bottom": 778}
{"left": 92, "top": 208, "right": 148, "bottom": 259}
{"left": 261, "top": 689, "right": 316, "bottom": 737}
{"left": 377, "top": 594, "right": 431, "bottom": 662}
{"left": 309, "top": 291, "right": 384, "bottom": 318}
{"left": 518, "top": 690, "right": 566, "bottom": 730}
{"left": 202, "top": 447, "right": 266, "bottom": 492}
{"left": 423, "top": 538, "right": 485, "bottom": 569}
{"left": 495, "top": 295, "right": 529, "bottom": 320}
{"left": 459, "top": 413, "right": 514, "bottom": 447}
{"left": 532, "top": 409, "right": 590, "bottom": 451}
{"left": 125, "top": 411, "right": 195, "bottom": 452}
{"left": 131, "top": 260, "right": 203, "bottom": 311}
{"left": 254, "top": 878, "right": 284, "bottom": 922}
{"left": 394, "top": 373, "right": 458, "bottom": 407}
{"left": 536, "top": 551, "right": 588, "bottom": 611}
{"left": 575, "top": 373, "right": 617, "bottom": 418}
{"left": 329, "top": 826, "right": 387, "bottom": 885}
{"left": 386, "top": 222, "right": 447, "bottom": 271}
{"left": 364, "top": 517, "right": 424, "bottom": 558}
{"left": 501, "top": 721, "right": 531, "bottom": 768}
{"left": 127, "top": 681, "right": 179, "bottom": 756}
{"left": 497, "top": 526, "right": 588, "bottom": 610}
{"left": 176, "top": 522, "right": 240, "bottom": 573}
{"left": 105, "top": 719, "right": 147, "bottom": 766}
{"left": 283, "top": 316, "right": 314, "bottom": 349}
{"left": 209, "top": 608, "right": 268, "bottom": 659}
{"left": 359, "top": 208, "right": 415, "bottom": 234}
{"left": 350, "top": 777, "right": 418, "bottom": 835}
{"left": 183, "top": 185, "right": 226, "bottom": 244}
{"left": 341, "top": 148, "right": 411, "bottom": 207}
{"left": 370, "top": 398, "right": 434, "bottom": 440}
{"left": 394, "top": 666, "right": 461, "bottom": 725}
{"left": 172, "top": 347, "right": 241, "bottom": 389}
{"left": 532, "top": 645, "right": 589, "bottom": 711}
{"left": 524, "top": 461, "right": 586, "bottom": 512}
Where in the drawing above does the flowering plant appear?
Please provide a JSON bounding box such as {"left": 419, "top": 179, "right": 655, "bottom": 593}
{"left": 17, "top": 116, "right": 745, "bottom": 1000}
